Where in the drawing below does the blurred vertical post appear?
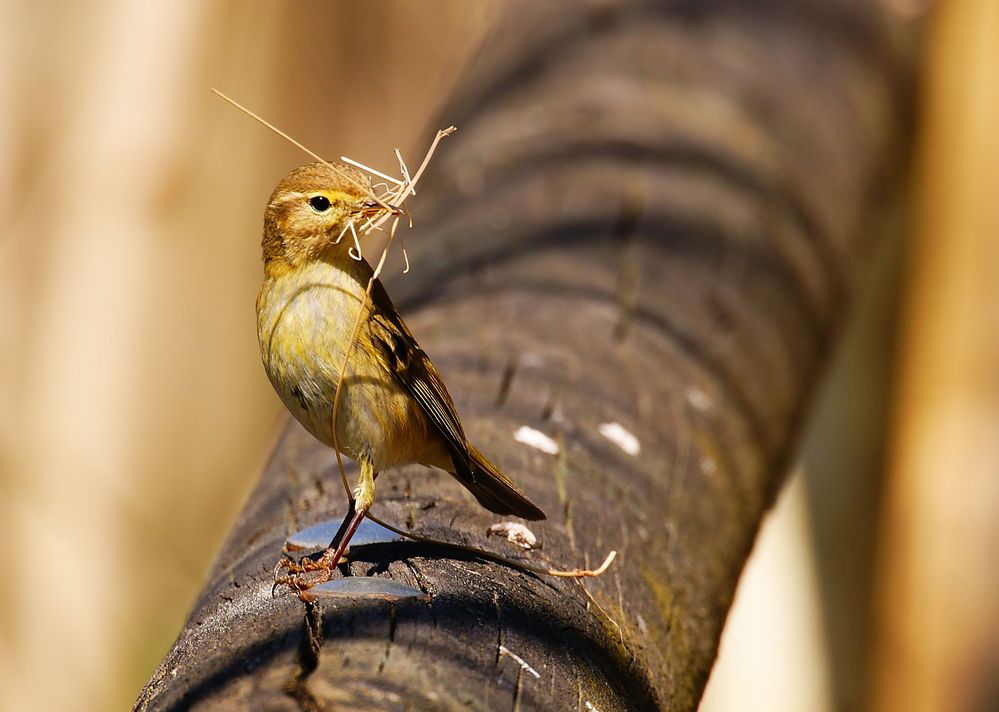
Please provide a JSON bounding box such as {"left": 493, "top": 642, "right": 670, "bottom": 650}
{"left": 873, "top": 1, "right": 999, "bottom": 710}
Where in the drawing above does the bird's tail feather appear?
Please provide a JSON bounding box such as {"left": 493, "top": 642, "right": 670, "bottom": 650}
{"left": 452, "top": 446, "right": 546, "bottom": 521}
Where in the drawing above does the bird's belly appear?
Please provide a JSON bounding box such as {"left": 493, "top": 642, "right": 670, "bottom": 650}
{"left": 258, "top": 275, "right": 437, "bottom": 471}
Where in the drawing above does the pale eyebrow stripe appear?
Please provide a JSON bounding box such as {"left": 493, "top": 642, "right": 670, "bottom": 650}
{"left": 269, "top": 191, "right": 307, "bottom": 207}
{"left": 268, "top": 189, "right": 361, "bottom": 209}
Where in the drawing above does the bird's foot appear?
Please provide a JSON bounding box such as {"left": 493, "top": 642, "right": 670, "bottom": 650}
{"left": 272, "top": 499, "right": 369, "bottom": 599}
{"left": 272, "top": 549, "right": 347, "bottom": 598}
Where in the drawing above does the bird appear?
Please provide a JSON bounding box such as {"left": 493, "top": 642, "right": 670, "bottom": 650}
{"left": 256, "top": 161, "right": 545, "bottom": 588}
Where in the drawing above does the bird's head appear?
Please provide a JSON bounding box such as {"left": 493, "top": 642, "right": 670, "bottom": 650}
{"left": 262, "top": 161, "right": 380, "bottom": 272}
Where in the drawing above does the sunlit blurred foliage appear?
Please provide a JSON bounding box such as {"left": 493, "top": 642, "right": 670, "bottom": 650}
{"left": 0, "top": 3, "right": 490, "bottom": 709}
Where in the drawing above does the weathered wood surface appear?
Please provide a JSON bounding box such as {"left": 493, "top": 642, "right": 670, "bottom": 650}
{"left": 136, "top": 1, "right": 912, "bottom": 709}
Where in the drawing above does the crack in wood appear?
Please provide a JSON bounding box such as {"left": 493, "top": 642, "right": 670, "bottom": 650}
{"left": 283, "top": 601, "right": 324, "bottom": 711}
{"left": 613, "top": 188, "right": 645, "bottom": 341}
{"left": 496, "top": 354, "right": 519, "bottom": 408}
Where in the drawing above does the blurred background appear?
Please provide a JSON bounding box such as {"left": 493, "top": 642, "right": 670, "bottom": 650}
{"left": 0, "top": 1, "right": 996, "bottom": 710}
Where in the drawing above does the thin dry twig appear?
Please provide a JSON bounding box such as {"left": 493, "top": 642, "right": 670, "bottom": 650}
{"left": 367, "top": 512, "right": 617, "bottom": 579}
{"left": 547, "top": 550, "right": 617, "bottom": 578}
{"left": 340, "top": 155, "right": 405, "bottom": 187}
{"left": 211, "top": 88, "right": 396, "bottom": 216}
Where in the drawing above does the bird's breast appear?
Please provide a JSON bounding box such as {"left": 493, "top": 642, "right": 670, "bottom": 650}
{"left": 256, "top": 261, "right": 440, "bottom": 471}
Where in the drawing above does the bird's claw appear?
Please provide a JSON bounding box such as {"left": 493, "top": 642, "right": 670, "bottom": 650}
{"left": 271, "top": 552, "right": 342, "bottom": 598}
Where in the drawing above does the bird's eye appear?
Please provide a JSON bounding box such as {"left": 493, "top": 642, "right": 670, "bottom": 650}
{"left": 308, "top": 195, "right": 332, "bottom": 212}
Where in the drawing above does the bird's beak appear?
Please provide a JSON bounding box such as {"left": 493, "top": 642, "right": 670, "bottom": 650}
{"left": 358, "top": 198, "right": 402, "bottom": 217}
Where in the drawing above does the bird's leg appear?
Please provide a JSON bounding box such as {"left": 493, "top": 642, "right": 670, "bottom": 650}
{"left": 272, "top": 496, "right": 356, "bottom": 581}
{"left": 302, "top": 459, "right": 375, "bottom": 573}
{"left": 327, "top": 495, "right": 358, "bottom": 552}
{"left": 274, "top": 456, "right": 377, "bottom": 593}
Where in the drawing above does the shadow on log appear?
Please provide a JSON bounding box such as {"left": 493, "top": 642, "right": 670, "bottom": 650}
{"left": 136, "top": 1, "right": 913, "bottom": 709}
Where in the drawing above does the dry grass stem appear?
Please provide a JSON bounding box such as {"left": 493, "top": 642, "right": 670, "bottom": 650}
{"left": 547, "top": 550, "right": 617, "bottom": 578}
{"left": 367, "top": 513, "right": 617, "bottom": 580}
{"left": 339, "top": 155, "right": 405, "bottom": 187}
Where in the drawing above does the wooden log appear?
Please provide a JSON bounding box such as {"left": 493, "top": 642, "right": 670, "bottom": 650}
{"left": 135, "top": 1, "right": 913, "bottom": 709}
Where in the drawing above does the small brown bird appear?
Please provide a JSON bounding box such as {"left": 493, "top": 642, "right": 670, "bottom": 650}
{"left": 256, "top": 162, "right": 545, "bottom": 585}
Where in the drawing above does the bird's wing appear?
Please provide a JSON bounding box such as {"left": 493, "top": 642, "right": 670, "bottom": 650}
{"left": 365, "top": 275, "right": 546, "bottom": 521}
{"left": 366, "top": 278, "right": 469, "bottom": 460}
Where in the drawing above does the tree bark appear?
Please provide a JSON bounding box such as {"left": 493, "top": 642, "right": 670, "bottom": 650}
{"left": 136, "top": 1, "right": 913, "bottom": 709}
